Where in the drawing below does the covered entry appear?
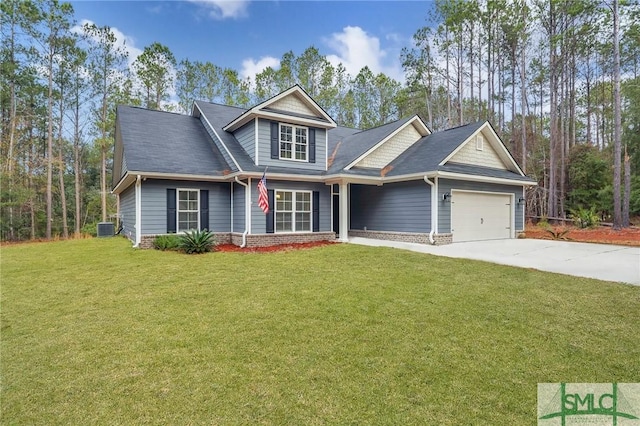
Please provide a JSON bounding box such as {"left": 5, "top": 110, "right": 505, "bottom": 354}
{"left": 451, "top": 190, "right": 512, "bottom": 242}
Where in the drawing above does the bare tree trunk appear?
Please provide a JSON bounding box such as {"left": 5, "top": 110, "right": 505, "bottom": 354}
{"left": 446, "top": 27, "right": 452, "bottom": 127}
{"left": 520, "top": 36, "right": 527, "bottom": 173}
{"left": 612, "top": 0, "right": 622, "bottom": 229}
{"left": 469, "top": 24, "right": 474, "bottom": 121}
{"left": 74, "top": 101, "right": 82, "bottom": 236}
{"left": 623, "top": 147, "right": 630, "bottom": 227}
{"left": 101, "top": 91, "right": 108, "bottom": 222}
{"left": 458, "top": 39, "right": 463, "bottom": 125}
{"left": 547, "top": 1, "right": 558, "bottom": 218}
{"left": 46, "top": 57, "right": 54, "bottom": 239}
{"left": 57, "top": 106, "right": 68, "bottom": 239}
{"left": 586, "top": 62, "right": 592, "bottom": 144}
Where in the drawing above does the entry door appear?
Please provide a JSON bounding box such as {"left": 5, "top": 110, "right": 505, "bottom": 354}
{"left": 451, "top": 191, "right": 512, "bottom": 242}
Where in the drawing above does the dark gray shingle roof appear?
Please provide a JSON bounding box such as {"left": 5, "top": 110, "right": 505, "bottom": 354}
{"left": 193, "top": 101, "right": 258, "bottom": 172}
{"left": 384, "top": 121, "right": 485, "bottom": 176}
{"left": 438, "top": 162, "right": 535, "bottom": 182}
{"left": 117, "top": 105, "right": 231, "bottom": 176}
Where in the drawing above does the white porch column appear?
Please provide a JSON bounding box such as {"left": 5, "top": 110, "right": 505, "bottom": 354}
{"left": 339, "top": 182, "right": 349, "bottom": 242}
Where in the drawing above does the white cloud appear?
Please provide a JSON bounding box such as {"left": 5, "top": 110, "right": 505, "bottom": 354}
{"left": 240, "top": 56, "right": 280, "bottom": 84}
{"left": 325, "top": 26, "right": 404, "bottom": 82}
{"left": 72, "top": 19, "right": 143, "bottom": 67}
{"left": 187, "top": 0, "right": 250, "bottom": 20}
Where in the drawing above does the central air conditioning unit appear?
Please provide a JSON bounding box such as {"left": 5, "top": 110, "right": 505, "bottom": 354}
{"left": 97, "top": 222, "right": 115, "bottom": 237}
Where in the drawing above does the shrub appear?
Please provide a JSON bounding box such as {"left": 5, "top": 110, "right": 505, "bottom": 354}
{"left": 179, "top": 229, "right": 216, "bottom": 254}
{"left": 153, "top": 235, "right": 181, "bottom": 251}
{"left": 81, "top": 221, "right": 99, "bottom": 237}
{"left": 537, "top": 216, "right": 550, "bottom": 229}
{"left": 570, "top": 207, "right": 600, "bottom": 229}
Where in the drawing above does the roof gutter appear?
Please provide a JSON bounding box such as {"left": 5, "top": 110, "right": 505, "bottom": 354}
{"left": 423, "top": 176, "right": 436, "bottom": 245}
{"left": 234, "top": 176, "right": 249, "bottom": 248}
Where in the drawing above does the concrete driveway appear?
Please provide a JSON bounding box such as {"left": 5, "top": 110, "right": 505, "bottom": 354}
{"left": 348, "top": 237, "right": 640, "bottom": 286}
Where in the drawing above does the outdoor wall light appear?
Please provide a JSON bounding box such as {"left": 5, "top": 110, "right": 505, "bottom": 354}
{"left": 518, "top": 197, "right": 525, "bottom": 204}
{"left": 443, "top": 192, "right": 451, "bottom": 201}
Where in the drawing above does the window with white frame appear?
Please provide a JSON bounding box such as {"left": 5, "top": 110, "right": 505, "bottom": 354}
{"left": 275, "top": 190, "right": 311, "bottom": 232}
{"left": 178, "top": 189, "right": 199, "bottom": 232}
{"left": 280, "top": 124, "right": 308, "bottom": 161}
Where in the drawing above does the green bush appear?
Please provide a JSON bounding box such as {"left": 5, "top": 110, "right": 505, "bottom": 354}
{"left": 153, "top": 235, "right": 181, "bottom": 251}
{"left": 81, "top": 221, "right": 99, "bottom": 237}
{"left": 179, "top": 229, "right": 216, "bottom": 254}
{"left": 570, "top": 207, "right": 600, "bottom": 229}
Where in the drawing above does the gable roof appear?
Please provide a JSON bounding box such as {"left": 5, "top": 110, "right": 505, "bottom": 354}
{"left": 383, "top": 121, "right": 485, "bottom": 176}
{"left": 345, "top": 115, "right": 430, "bottom": 170}
{"left": 223, "top": 85, "right": 337, "bottom": 132}
{"left": 193, "top": 101, "right": 257, "bottom": 172}
{"left": 327, "top": 118, "right": 412, "bottom": 174}
{"left": 114, "top": 91, "right": 534, "bottom": 191}
{"left": 440, "top": 121, "right": 524, "bottom": 175}
{"left": 115, "top": 105, "right": 231, "bottom": 178}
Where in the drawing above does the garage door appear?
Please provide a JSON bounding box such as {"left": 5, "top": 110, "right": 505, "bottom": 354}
{"left": 451, "top": 191, "right": 512, "bottom": 242}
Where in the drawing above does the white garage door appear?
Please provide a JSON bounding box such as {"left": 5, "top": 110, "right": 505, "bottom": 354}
{"left": 451, "top": 191, "right": 512, "bottom": 242}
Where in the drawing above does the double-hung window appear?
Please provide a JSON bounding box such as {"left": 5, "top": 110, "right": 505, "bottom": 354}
{"left": 280, "top": 124, "right": 308, "bottom": 161}
{"left": 177, "top": 189, "right": 199, "bottom": 232}
{"left": 275, "top": 190, "right": 311, "bottom": 232}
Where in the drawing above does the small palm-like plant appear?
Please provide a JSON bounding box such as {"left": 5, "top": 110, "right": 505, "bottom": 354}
{"left": 179, "top": 229, "right": 216, "bottom": 254}
{"left": 545, "top": 228, "right": 572, "bottom": 241}
{"left": 153, "top": 235, "right": 180, "bottom": 251}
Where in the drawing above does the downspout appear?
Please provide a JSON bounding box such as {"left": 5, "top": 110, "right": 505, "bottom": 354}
{"left": 134, "top": 174, "right": 142, "bottom": 248}
{"left": 234, "top": 176, "right": 248, "bottom": 248}
{"left": 423, "top": 176, "right": 436, "bottom": 245}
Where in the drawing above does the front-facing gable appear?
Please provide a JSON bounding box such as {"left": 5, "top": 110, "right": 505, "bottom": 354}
{"left": 346, "top": 115, "right": 430, "bottom": 170}
{"left": 441, "top": 122, "right": 523, "bottom": 175}
{"left": 223, "top": 85, "right": 337, "bottom": 132}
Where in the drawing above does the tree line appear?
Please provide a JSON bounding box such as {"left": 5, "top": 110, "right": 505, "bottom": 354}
{"left": 1, "top": 0, "right": 638, "bottom": 241}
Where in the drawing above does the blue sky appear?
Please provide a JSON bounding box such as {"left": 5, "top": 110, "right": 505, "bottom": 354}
{"left": 70, "top": 1, "right": 436, "bottom": 82}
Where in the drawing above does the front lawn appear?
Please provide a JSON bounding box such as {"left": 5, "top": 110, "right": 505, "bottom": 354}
{"left": 2, "top": 238, "right": 639, "bottom": 424}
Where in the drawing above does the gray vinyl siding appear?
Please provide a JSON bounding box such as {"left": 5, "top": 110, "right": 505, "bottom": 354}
{"left": 437, "top": 179, "right": 524, "bottom": 233}
{"left": 350, "top": 181, "right": 431, "bottom": 233}
{"left": 199, "top": 116, "right": 238, "bottom": 172}
{"left": 251, "top": 180, "right": 331, "bottom": 234}
{"left": 140, "top": 179, "right": 231, "bottom": 234}
{"left": 256, "top": 118, "right": 327, "bottom": 171}
{"left": 234, "top": 122, "right": 255, "bottom": 162}
{"left": 119, "top": 185, "right": 136, "bottom": 241}
{"left": 232, "top": 182, "right": 245, "bottom": 233}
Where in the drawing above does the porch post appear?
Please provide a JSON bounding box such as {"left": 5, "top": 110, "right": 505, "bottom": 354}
{"left": 339, "top": 182, "right": 349, "bottom": 242}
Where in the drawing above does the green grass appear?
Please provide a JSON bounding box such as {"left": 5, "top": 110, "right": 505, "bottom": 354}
{"left": 2, "top": 238, "right": 639, "bottom": 425}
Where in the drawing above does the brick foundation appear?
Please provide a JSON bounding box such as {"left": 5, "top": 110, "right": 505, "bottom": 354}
{"left": 133, "top": 232, "right": 335, "bottom": 249}
{"left": 348, "top": 229, "right": 453, "bottom": 246}
{"left": 137, "top": 232, "right": 232, "bottom": 249}
{"left": 231, "top": 232, "right": 336, "bottom": 248}
{"left": 432, "top": 233, "right": 453, "bottom": 245}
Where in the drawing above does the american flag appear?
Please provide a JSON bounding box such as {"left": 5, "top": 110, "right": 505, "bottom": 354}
{"left": 257, "top": 172, "right": 269, "bottom": 214}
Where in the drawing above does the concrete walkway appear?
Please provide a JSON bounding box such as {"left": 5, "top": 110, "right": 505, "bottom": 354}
{"left": 348, "top": 237, "right": 640, "bottom": 286}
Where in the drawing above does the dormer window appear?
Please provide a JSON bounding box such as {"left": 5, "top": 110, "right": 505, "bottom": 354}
{"left": 280, "top": 123, "right": 308, "bottom": 161}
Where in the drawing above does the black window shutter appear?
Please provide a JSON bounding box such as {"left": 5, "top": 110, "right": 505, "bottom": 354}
{"left": 270, "top": 122, "right": 279, "bottom": 159}
{"left": 200, "top": 189, "right": 209, "bottom": 231}
{"left": 312, "top": 191, "right": 320, "bottom": 232}
{"left": 266, "top": 190, "right": 275, "bottom": 233}
{"left": 167, "top": 189, "right": 176, "bottom": 233}
{"left": 309, "top": 128, "right": 316, "bottom": 163}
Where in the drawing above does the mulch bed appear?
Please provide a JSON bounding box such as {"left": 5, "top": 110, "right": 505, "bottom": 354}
{"left": 215, "top": 240, "right": 336, "bottom": 253}
{"left": 524, "top": 225, "right": 640, "bottom": 246}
